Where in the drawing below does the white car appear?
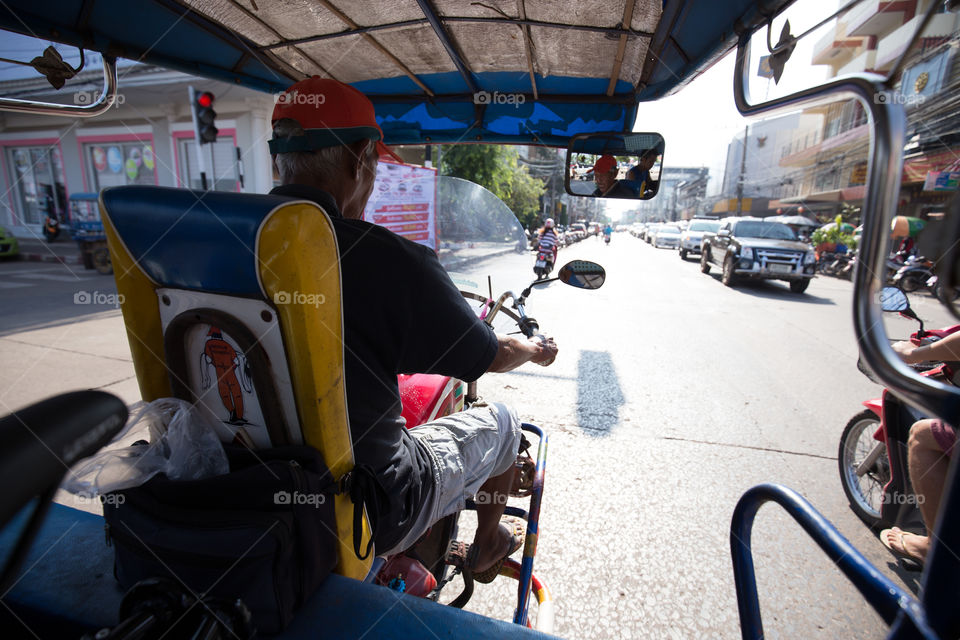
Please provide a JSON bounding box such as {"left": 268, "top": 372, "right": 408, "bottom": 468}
{"left": 653, "top": 224, "right": 681, "bottom": 249}
{"left": 679, "top": 219, "right": 721, "bottom": 260}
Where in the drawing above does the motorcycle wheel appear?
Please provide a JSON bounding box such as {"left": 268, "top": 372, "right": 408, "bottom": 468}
{"left": 838, "top": 410, "right": 888, "bottom": 528}
{"left": 899, "top": 273, "right": 925, "bottom": 293}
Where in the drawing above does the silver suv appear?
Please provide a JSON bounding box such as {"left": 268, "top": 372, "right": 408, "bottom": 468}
{"left": 679, "top": 219, "right": 720, "bottom": 260}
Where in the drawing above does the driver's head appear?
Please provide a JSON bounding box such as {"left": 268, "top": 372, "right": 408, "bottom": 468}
{"left": 544, "top": 218, "right": 554, "bottom": 229}
{"left": 593, "top": 155, "right": 618, "bottom": 192}
{"left": 638, "top": 148, "right": 658, "bottom": 171}
{"left": 269, "top": 77, "right": 399, "bottom": 219}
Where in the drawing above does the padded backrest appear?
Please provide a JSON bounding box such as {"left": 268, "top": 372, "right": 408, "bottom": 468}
{"left": 100, "top": 185, "right": 371, "bottom": 579}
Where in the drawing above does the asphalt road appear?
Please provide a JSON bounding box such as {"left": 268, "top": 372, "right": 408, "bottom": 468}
{"left": 0, "top": 237, "right": 954, "bottom": 638}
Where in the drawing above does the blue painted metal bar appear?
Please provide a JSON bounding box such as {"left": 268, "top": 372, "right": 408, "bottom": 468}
{"left": 515, "top": 423, "right": 547, "bottom": 627}
{"left": 730, "top": 483, "right": 938, "bottom": 640}
{"left": 413, "top": 0, "right": 480, "bottom": 96}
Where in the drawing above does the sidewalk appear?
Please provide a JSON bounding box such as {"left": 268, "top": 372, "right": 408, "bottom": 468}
{"left": 13, "top": 236, "right": 84, "bottom": 266}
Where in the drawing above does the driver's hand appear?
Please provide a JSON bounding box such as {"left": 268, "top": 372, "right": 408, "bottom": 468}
{"left": 892, "top": 340, "right": 920, "bottom": 363}
{"left": 530, "top": 335, "right": 558, "bottom": 366}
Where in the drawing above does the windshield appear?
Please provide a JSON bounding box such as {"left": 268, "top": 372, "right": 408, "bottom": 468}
{"left": 733, "top": 221, "right": 797, "bottom": 241}
{"left": 659, "top": 225, "right": 680, "bottom": 233}
{"left": 689, "top": 221, "right": 720, "bottom": 232}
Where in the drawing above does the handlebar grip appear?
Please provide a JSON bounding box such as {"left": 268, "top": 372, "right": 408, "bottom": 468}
{"left": 518, "top": 316, "right": 539, "bottom": 338}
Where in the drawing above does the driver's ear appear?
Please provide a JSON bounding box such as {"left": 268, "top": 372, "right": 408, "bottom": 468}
{"left": 348, "top": 139, "right": 374, "bottom": 179}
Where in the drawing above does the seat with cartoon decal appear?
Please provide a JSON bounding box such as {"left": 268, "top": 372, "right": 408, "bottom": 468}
{"left": 100, "top": 185, "right": 371, "bottom": 580}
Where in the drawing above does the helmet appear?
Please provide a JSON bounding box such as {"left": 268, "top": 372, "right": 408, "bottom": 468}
{"left": 545, "top": 218, "right": 554, "bottom": 228}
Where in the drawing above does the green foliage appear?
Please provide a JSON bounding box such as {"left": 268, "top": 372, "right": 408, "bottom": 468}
{"left": 811, "top": 224, "right": 857, "bottom": 251}
{"left": 439, "top": 145, "right": 545, "bottom": 229}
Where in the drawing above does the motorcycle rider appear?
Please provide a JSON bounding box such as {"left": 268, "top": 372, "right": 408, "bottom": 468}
{"left": 603, "top": 223, "right": 613, "bottom": 244}
{"left": 537, "top": 218, "right": 559, "bottom": 266}
{"left": 268, "top": 77, "right": 559, "bottom": 578}
{"left": 882, "top": 335, "right": 960, "bottom": 563}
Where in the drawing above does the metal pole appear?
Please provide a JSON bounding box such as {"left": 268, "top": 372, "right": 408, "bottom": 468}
{"left": 736, "top": 124, "right": 749, "bottom": 215}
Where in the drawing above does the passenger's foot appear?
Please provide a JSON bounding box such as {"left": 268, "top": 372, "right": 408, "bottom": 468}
{"left": 880, "top": 527, "right": 929, "bottom": 564}
{"left": 471, "top": 518, "right": 525, "bottom": 583}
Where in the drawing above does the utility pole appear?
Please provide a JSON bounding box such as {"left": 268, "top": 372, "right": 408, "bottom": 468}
{"left": 736, "top": 124, "right": 749, "bottom": 216}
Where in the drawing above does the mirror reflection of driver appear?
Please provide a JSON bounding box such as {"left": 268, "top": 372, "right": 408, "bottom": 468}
{"left": 624, "top": 147, "right": 659, "bottom": 197}
{"left": 591, "top": 155, "right": 636, "bottom": 199}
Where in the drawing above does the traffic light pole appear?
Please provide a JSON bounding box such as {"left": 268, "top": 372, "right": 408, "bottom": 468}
{"left": 188, "top": 86, "right": 211, "bottom": 190}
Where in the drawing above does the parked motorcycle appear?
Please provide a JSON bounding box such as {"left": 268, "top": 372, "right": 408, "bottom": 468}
{"left": 891, "top": 255, "right": 935, "bottom": 293}
{"left": 838, "top": 287, "right": 958, "bottom": 533}
{"left": 42, "top": 213, "right": 60, "bottom": 242}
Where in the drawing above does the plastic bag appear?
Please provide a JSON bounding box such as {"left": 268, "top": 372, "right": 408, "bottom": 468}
{"left": 62, "top": 397, "right": 229, "bottom": 497}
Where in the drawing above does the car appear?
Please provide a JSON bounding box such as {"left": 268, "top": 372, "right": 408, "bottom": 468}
{"left": 644, "top": 223, "right": 662, "bottom": 244}
{"left": 700, "top": 217, "right": 816, "bottom": 293}
{"left": 0, "top": 225, "right": 19, "bottom": 258}
{"left": 679, "top": 219, "right": 721, "bottom": 260}
{"left": 652, "top": 224, "right": 681, "bottom": 249}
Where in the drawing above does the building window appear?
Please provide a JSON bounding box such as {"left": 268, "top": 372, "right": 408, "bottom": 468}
{"left": 177, "top": 138, "right": 239, "bottom": 191}
{"left": 84, "top": 141, "right": 157, "bottom": 190}
{"left": 5, "top": 145, "right": 67, "bottom": 226}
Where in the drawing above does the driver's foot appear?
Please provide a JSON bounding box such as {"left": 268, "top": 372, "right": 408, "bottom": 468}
{"left": 881, "top": 527, "right": 929, "bottom": 563}
{"left": 471, "top": 519, "right": 523, "bottom": 573}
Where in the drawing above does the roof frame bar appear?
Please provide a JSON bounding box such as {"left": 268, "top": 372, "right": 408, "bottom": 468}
{"left": 414, "top": 0, "right": 479, "bottom": 96}
{"left": 516, "top": 0, "right": 539, "bottom": 100}
{"left": 256, "top": 17, "right": 654, "bottom": 54}
{"left": 606, "top": 1, "right": 636, "bottom": 96}
{"left": 319, "top": 0, "right": 434, "bottom": 96}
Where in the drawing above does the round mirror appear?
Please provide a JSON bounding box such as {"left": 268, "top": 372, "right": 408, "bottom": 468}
{"left": 879, "top": 286, "right": 909, "bottom": 312}
{"left": 558, "top": 260, "right": 605, "bottom": 289}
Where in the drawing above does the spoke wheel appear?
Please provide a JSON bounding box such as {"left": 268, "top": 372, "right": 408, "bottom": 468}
{"left": 838, "top": 410, "right": 888, "bottom": 528}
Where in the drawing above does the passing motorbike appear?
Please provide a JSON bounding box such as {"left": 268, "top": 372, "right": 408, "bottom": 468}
{"left": 533, "top": 243, "right": 555, "bottom": 280}
{"left": 838, "top": 287, "right": 958, "bottom": 536}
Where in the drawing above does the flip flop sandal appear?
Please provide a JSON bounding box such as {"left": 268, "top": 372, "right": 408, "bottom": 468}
{"left": 879, "top": 528, "right": 925, "bottom": 567}
{"left": 472, "top": 517, "right": 526, "bottom": 584}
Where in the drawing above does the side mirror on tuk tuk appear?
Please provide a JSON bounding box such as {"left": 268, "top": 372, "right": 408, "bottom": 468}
{"left": 558, "top": 260, "right": 605, "bottom": 290}
{"left": 565, "top": 132, "right": 665, "bottom": 200}
{"left": 879, "top": 285, "right": 925, "bottom": 334}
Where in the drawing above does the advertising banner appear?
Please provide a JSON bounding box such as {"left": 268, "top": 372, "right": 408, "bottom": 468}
{"left": 363, "top": 160, "right": 438, "bottom": 250}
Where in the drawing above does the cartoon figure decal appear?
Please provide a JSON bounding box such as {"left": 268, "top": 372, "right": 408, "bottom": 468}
{"left": 199, "top": 326, "right": 253, "bottom": 424}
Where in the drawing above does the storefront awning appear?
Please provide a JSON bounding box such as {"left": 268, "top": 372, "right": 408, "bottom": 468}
{"left": 903, "top": 148, "right": 960, "bottom": 185}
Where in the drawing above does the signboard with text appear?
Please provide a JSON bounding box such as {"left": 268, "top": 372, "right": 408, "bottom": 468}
{"left": 923, "top": 170, "right": 960, "bottom": 192}
{"left": 363, "top": 160, "right": 438, "bottom": 251}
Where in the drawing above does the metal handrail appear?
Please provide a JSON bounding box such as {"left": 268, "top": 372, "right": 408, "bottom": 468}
{"left": 0, "top": 56, "right": 118, "bottom": 117}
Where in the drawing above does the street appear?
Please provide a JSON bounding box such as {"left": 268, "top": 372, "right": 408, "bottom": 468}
{"left": 0, "top": 235, "right": 951, "bottom": 638}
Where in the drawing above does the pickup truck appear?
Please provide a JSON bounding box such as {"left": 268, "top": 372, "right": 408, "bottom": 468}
{"left": 699, "top": 217, "right": 817, "bottom": 293}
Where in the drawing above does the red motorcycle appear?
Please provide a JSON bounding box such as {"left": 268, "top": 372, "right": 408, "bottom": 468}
{"left": 838, "top": 287, "right": 959, "bottom": 531}
{"left": 533, "top": 243, "right": 555, "bottom": 280}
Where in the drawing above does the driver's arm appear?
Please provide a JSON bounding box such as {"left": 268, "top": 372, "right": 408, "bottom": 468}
{"left": 894, "top": 330, "right": 960, "bottom": 364}
{"left": 486, "top": 334, "right": 557, "bottom": 373}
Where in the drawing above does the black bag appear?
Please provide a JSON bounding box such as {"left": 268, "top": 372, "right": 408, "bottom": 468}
{"left": 102, "top": 445, "right": 341, "bottom": 634}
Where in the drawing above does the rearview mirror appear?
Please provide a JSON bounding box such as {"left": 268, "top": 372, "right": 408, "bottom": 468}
{"left": 558, "top": 260, "right": 605, "bottom": 289}
{"left": 879, "top": 286, "right": 909, "bottom": 312}
{"left": 565, "top": 132, "right": 665, "bottom": 200}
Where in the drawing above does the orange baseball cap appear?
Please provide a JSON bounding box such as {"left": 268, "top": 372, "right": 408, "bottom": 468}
{"left": 593, "top": 154, "right": 617, "bottom": 174}
{"left": 269, "top": 76, "right": 402, "bottom": 162}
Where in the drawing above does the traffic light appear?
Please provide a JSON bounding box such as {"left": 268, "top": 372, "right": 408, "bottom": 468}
{"left": 189, "top": 86, "right": 218, "bottom": 144}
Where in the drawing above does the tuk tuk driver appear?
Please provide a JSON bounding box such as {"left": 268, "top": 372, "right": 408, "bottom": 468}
{"left": 591, "top": 154, "right": 636, "bottom": 199}
{"left": 267, "top": 77, "right": 558, "bottom": 581}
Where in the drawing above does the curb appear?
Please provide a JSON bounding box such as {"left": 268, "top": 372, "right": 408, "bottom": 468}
{"left": 19, "top": 252, "right": 84, "bottom": 266}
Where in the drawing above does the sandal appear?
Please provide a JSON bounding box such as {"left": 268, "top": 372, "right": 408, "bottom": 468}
{"left": 879, "top": 527, "right": 926, "bottom": 566}
{"left": 472, "top": 517, "right": 526, "bottom": 584}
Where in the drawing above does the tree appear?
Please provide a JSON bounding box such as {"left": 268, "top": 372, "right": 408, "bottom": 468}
{"left": 439, "top": 145, "right": 545, "bottom": 230}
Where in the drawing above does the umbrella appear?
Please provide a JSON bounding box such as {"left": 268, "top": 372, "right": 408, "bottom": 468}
{"left": 818, "top": 221, "right": 856, "bottom": 233}
{"left": 890, "top": 216, "right": 925, "bottom": 238}
{"left": 771, "top": 214, "right": 819, "bottom": 227}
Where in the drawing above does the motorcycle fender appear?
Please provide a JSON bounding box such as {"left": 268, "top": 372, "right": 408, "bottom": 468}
{"left": 862, "top": 398, "right": 885, "bottom": 441}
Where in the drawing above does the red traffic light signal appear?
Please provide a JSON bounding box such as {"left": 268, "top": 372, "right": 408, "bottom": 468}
{"left": 189, "top": 87, "right": 218, "bottom": 145}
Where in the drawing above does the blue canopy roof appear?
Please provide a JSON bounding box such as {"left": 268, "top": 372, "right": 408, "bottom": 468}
{"left": 0, "top": 0, "right": 795, "bottom": 146}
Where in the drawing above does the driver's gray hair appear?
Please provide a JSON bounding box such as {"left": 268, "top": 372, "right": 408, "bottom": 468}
{"left": 272, "top": 117, "right": 358, "bottom": 182}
